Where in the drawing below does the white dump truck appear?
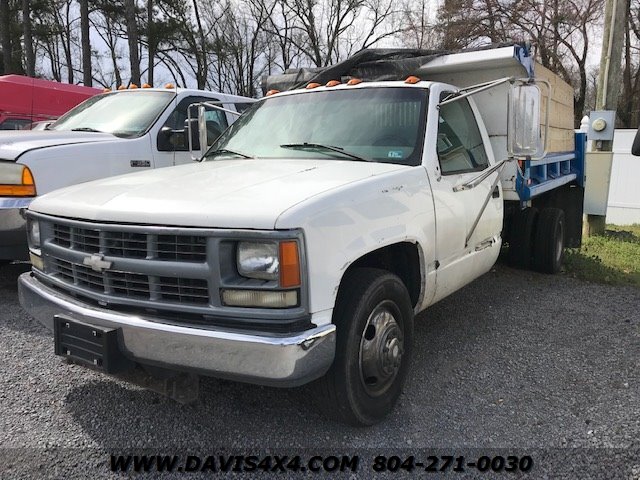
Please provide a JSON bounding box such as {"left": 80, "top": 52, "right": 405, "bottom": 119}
{"left": 18, "top": 44, "right": 585, "bottom": 425}
{"left": 0, "top": 86, "right": 252, "bottom": 262}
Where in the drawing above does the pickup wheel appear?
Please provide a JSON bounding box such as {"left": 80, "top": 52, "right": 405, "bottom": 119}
{"left": 507, "top": 207, "right": 538, "bottom": 269}
{"left": 311, "top": 268, "right": 414, "bottom": 426}
{"left": 532, "top": 208, "right": 565, "bottom": 274}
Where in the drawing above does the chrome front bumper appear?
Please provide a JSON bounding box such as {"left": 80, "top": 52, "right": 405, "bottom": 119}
{"left": 18, "top": 272, "right": 336, "bottom": 387}
{"left": 0, "top": 197, "right": 32, "bottom": 261}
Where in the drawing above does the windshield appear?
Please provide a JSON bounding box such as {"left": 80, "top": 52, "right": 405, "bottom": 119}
{"left": 205, "top": 87, "right": 428, "bottom": 166}
{"left": 49, "top": 91, "right": 175, "bottom": 138}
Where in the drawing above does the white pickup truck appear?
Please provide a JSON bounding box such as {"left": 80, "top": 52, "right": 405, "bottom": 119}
{"left": 18, "top": 45, "right": 586, "bottom": 426}
{"left": 0, "top": 86, "right": 252, "bottom": 262}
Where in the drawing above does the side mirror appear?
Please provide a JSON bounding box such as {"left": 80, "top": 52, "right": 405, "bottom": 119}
{"left": 158, "top": 126, "right": 187, "bottom": 151}
{"left": 632, "top": 125, "right": 640, "bottom": 156}
{"left": 507, "top": 82, "right": 547, "bottom": 159}
{"left": 184, "top": 118, "right": 201, "bottom": 151}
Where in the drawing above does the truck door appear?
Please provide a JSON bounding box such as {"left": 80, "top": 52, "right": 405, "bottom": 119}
{"left": 427, "top": 91, "right": 503, "bottom": 303}
{"left": 153, "top": 95, "right": 229, "bottom": 168}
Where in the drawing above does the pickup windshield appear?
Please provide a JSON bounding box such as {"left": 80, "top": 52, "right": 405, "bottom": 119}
{"left": 48, "top": 91, "right": 174, "bottom": 138}
{"left": 205, "top": 87, "right": 428, "bottom": 166}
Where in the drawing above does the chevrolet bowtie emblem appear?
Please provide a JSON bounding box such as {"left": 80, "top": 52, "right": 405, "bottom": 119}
{"left": 82, "top": 254, "right": 112, "bottom": 272}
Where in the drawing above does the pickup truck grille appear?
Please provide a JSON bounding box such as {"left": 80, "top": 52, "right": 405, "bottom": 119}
{"left": 51, "top": 258, "right": 210, "bottom": 305}
{"left": 52, "top": 223, "right": 207, "bottom": 262}
{"left": 42, "top": 219, "right": 213, "bottom": 312}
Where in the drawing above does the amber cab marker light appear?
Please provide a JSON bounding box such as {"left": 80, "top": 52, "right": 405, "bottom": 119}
{"left": 266, "top": 89, "right": 280, "bottom": 96}
{"left": 117, "top": 85, "right": 126, "bottom": 90}
{"left": 347, "top": 78, "right": 363, "bottom": 86}
{"left": 142, "top": 83, "right": 152, "bottom": 88}
{"left": 165, "top": 83, "right": 175, "bottom": 89}
{"left": 326, "top": 80, "right": 341, "bottom": 87}
{"left": 306, "top": 82, "right": 321, "bottom": 89}
{"left": 102, "top": 88, "right": 111, "bottom": 93}
{"left": 279, "top": 241, "right": 301, "bottom": 288}
{"left": 405, "top": 75, "right": 421, "bottom": 84}
{"left": 129, "top": 83, "right": 139, "bottom": 89}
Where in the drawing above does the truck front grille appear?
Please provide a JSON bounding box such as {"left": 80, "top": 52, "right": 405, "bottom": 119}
{"left": 51, "top": 258, "right": 209, "bottom": 305}
{"left": 52, "top": 224, "right": 207, "bottom": 262}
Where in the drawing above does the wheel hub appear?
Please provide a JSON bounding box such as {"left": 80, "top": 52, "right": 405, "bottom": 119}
{"left": 359, "top": 302, "right": 404, "bottom": 397}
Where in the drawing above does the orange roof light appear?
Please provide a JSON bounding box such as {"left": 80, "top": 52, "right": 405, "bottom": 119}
{"left": 165, "top": 83, "right": 175, "bottom": 89}
{"left": 142, "top": 83, "right": 151, "bottom": 88}
{"left": 306, "top": 82, "right": 321, "bottom": 89}
{"left": 405, "top": 76, "right": 421, "bottom": 84}
{"left": 347, "top": 78, "right": 363, "bottom": 85}
{"left": 326, "top": 80, "right": 341, "bottom": 87}
{"left": 266, "top": 89, "right": 280, "bottom": 96}
{"left": 279, "top": 241, "right": 301, "bottom": 288}
{"left": 117, "top": 85, "right": 126, "bottom": 90}
{"left": 129, "top": 83, "right": 138, "bottom": 89}
{"left": 102, "top": 88, "right": 111, "bottom": 93}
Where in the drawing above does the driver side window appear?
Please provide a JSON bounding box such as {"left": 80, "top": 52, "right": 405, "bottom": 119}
{"left": 437, "top": 93, "right": 489, "bottom": 175}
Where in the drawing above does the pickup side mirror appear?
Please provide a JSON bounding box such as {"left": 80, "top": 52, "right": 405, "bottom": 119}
{"left": 158, "top": 126, "right": 187, "bottom": 151}
{"left": 507, "top": 82, "right": 548, "bottom": 159}
{"left": 184, "top": 118, "right": 201, "bottom": 151}
{"left": 632, "top": 125, "right": 640, "bottom": 156}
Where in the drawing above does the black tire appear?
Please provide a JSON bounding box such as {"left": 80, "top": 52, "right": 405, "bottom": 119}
{"left": 533, "top": 208, "right": 565, "bottom": 274}
{"left": 508, "top": 207, "right": 538, "bottom": 269}
{"left": 311, "top": 268, "right": 414, "bottom": 426}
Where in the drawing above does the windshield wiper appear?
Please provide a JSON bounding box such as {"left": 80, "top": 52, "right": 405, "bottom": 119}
{"left": 71, "top": 127, "right": 104, "bottom": 133}
{"left": 205, "top": 148, "right": 254, "bottom": 160}
{"left": 280, "top": 143, "right": 370, "bottom": 162}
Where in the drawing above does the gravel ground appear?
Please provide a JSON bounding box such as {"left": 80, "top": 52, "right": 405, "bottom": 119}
{"left": 0, "top": 261, "right": 638, "bottom": 479}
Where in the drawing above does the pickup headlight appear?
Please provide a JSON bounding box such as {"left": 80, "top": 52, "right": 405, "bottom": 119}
{"left": 237, "top": 241, "right": 279, "bottom": 281}
{"left": 226, "top": 239, "right": 302, "bottom": 308}
{"left": 27, "top": 218, "right": 41, "bottom": 250}
{"left": 0, "top": 163, "right": 36, "bottom": 196}
{"left": 27, "top": 217, "right": 43, "bottom": 269}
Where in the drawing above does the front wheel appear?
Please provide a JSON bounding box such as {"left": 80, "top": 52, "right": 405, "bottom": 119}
{"left": 311, "top": 268, "right": 414, "bottom": 426}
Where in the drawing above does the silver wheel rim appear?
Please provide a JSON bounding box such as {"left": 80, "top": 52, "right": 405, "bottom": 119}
{"left": 358, "top": 301, "right": 404, "bottom": 397}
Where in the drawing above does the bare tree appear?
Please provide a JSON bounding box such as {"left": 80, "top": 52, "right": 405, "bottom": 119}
{"left": 22, "top": 0, "right": 35, "bottom": 76}
{"left": 124, "top": 0, "right": 140, "bottom": 85}
{"left": 80, "top": 0, "right": 92, "bottom": 85}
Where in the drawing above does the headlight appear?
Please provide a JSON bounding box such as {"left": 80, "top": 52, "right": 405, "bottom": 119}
{"left": 0, "top": 163, "right": 36, "bottom": 196}
{"left": 27, "top": 218, "right": 41, "bottom": 250}
{"left": 237, "top": 241, "right": 279, "bottom": 281}
{"left": 237, "top": 240, "right": 301, "bottom": 287}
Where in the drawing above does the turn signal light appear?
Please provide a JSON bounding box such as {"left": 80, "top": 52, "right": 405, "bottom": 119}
{"left": 279, "top": 241, "right": 301, "bottom": 288}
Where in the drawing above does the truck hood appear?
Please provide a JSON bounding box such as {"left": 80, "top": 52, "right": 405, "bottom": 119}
{"left": 30, "top": 159, "right": 407, "bottom": 229}
{"left": 0, "top": 130, "right": 116, "bottom": 161}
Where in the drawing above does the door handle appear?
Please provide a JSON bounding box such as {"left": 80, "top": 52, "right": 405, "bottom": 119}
{"left": 492, "top": 186, "right": 500, "bottom": 198}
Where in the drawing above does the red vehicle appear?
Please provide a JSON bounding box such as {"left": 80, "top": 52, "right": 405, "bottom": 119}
{"left": 0, "top": 75, "right": 101, "bottom": 130}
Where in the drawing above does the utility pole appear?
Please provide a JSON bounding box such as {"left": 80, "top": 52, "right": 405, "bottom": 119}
{"left": 586, "top": 0, "right": 626, "bottom": 235}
